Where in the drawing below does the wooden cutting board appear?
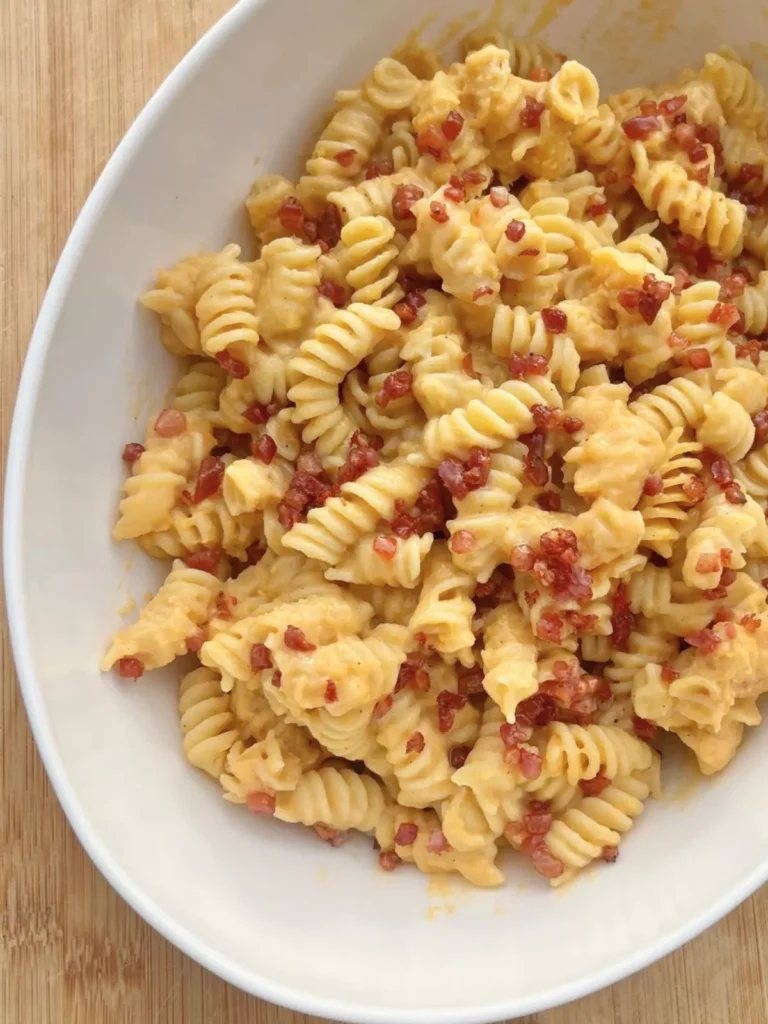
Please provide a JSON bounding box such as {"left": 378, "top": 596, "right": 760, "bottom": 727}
{"left": 2, "top": 1, "right": 768, "bottom": 1021}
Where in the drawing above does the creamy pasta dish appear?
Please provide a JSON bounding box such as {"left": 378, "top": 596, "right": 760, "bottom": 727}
{"left": 102, "top": 25, "right": 768, "bottom": 888}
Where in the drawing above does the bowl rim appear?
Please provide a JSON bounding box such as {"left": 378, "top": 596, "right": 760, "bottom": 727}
{"left": 5, "top": 1, "right": 768, "bottom": 1020}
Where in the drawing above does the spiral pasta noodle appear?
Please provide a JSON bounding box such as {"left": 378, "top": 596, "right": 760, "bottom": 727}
{"left": 631, "top": 143, "right": 746, "bottom": 258}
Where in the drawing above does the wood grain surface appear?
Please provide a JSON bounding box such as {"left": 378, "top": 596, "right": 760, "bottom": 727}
{"left": 2, "top": 1, "right": 768, "bottom": 1022}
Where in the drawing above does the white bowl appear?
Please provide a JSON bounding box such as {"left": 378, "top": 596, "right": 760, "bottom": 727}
{"left": 7, "top": 0, "right": 768, "bottom": 1020}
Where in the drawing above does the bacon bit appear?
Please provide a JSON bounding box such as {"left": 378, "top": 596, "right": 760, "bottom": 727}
{"left": 430, "top": 200, "right": 448, "bottom": 223}
{"left": 181, "top": 455, "right": 226, "bottom": 505}
{"left": 521, "top": 97, "right": 546, "bottom": 129}
{"left": 395, "top": 822, "right": 418, "bottom": 846}
{"left": 508, "top": 353, "right": 550, "bottom": 379}
{"left": 502, "top": 744, "right": 522, "bottom": 765}
{"left": 450, "top": 529, "right": 477, "bottom": 554}
{"left": 500, "top": 721, "right": 534, "bottom": 746}
{"left": 579, "top": 773, "right": 611, "bottom": 796}
{"left": 611, "top": 582, "right": 634, "bottom": 652}
{"left": 725, "top": 484, "right": 747, "bottom": 504}
{"left": 530, "top": 844, "right": 564, "bottom": 878}
{"left": 405, "top": 731, "right": 425, "bottom": 754}
{"left": 372, "top": 535, "right": 398, "bottom": 562}
{"left": 529, "top": 66, "right": 552, "bottom": 82}
{"left": 661, "top": 664, "right": 680, "bottom": 684}
{"left": 444, "top": 183, "right": 465, "bottom": 204}
{"left": 536, "top": 491, "right": 562, "bottom": 512}
{"left": 271, "top": 669, "right": 282, "bottom": 688}
{"left": 668, "top": 331, "right": 688, "bottom": 352}
{"left": 472, "top": 285, "right": 495, "bottom": 302}
{"left": 377, "top": 850, "right": 402, "bottom": 871}
{"left": 389, "top": 476, "right": 450, "bottom": 539}
{"left": 376, "top": 369, "right": 413, "bottom": 408}
{"left": 623, "top": 115, "right": 661, "bottom": 139}
{"left": 638, "top": 293, "right": 663, "bottom": 325}
{"left": 602, "top": 845, "right": 620, "bottom": 863}
{"left": 246, "top": 644, "right": 272, "bottom": 674}
{"left": 640, "top": 99, "right": 659, "bottom": 117}
{"left": 396, "top": 654, "right": 431, "bottom": 694}
{"left": 450, "top": 667, "right": 483, "bottom": 703}
{"left": 213, "top": 428, "right": 252, "bottom": 455}
{"left": 541, "top": 307, "right": 568, "bottom": 334}
{"left": 250, "top": 435, "right": 277, "bottom": 466}
{"left": 366, "top": 156, "right": 395, "bottom": 179}
{"left": 736, "top": 340, "right": 761, "bottom": 366}
{"left": 324, "top": 680, "right": 338, "bottom": 704}
{"left": 523, "top": 454, "right": 548, "bottom": 488}
{"left": 660, "top": 95, "right": 686, "bottom": 117}
{"left": 696, "top": 553, "right": 722, "bottom": 575}
{"left": 426, "top": 829, "right": 450, "bottom": 854}
{"left": 561, "top": 415, "right": 583, "bottom": 434}
{"left": 216, "top": 349, "right": 250, "bottom": 379}
{"left": 618, "top": 287, "right": 643, "bottom": 312}
{"left": 722, "top": 621, "right": 737, "bottom": 640}
{"left": 463, "top": 168, "right": 487, "bottom": 186}
{"left": 154, "top": 408, "right": 187, "bottom": 438}
{"left": 279, "top": 196, "right": 306, "bottom": 236}
{"left": 337, "top": 431, "right": 381, "bottom": 487}
{"left": 587, "top": 195, "right": 609, "bottom": 218}
{"left": 246, "top": 791, "right": 276, "bottom": 815}
{"left": 632, "top": 715, "right": 657, "bottom": 741}
{"left": 523, "top": 800, "right": 552, "bottom": 834}
{"left": 313, "top": 825, "right": 349, "bottom": 847}
{"left": 185, "top": 627, "right": 207, "bottom": 653}
{"left": 719, "top": 567, "right": 737, "bottom": 588}
{"left": 334, "top": 148, "right": 357, "bottom": 167}
{"left": 564, "top": 610, "right": 599, "bottom": 634}
{"left": 440, "top": 110, "right": 464, "bottom": 144}
{"left": 740, "top": 614, "right": 761, "bottom": 634}
{"left": 243, "top": 402, "right": 271, "bottom": 425}
{"left": 372, "top": 695, "right": 393, "bottom": 720}
{"left": 672, "top": 267, "right": 692, "bottom": 294}
{"left": 394, "top": 300, "right": 418, "bottom": 325}
{"left": 122, "top": 442, "right": 145, "bottom": 466}
{"left": 490, "top": 185, "right": 510, "bottom": 208}
{"left": 117, "top": 656, "right": 144, "bottom": 679}
{"left": 643, "top": 473, "right": 664, "bottom": 497}
{"left": 753, "top": 409, "right": 768, "bottom": 447}
{"left": 682, "top": 474, "right": 707, "bottom": 504}
{"left": 710, "top": 456, "right": 734, "bottom": 488}
{"left": 709, "top": 302, "right": 741, "bottom": 330}
{"left": 520, "top": 749, "right": 544, "bottom": 778}
{"left": 416, "top": 124, "right": 449, "bottom": 160}
{"left": 317, "top": 278, "right": 347, "bottom": 307}
{"left": 685, "top": 627, "right": 721, "bottom": 654}
{"left": 689, "top": 140, "right": 708, "bottom": 165}
{"left": 536, "top": 612, "right": 564, "bottom": 645}
{"left": 392, "top": 183, "right": 425, "bottom": 220}
{"left": 436, "top": 689, "right": 468, "bottom": 733}
{"left": 720, "top": 547, "right": 733, "bottom": 567}
{"left": 283, "top": 625, "right": 316, "bottom": 652}
{"left": 515, "top": 692, "right": 558, "bottom": 728}
{"left": 684, "top": 347, "right": 712, "bottom": 370}
{"left": 507, "top": 546, "right": 536, "bottom": 579}
{"left": 643, "top": 274, "right": 673, "bottom": 302}
{"left": 448, "top": 745, "right": 471, "bottom": 769}
{"left": 184, "top": 546, "right": 222, "bottom": 573}
{"left": 721, "top": 273, "right": 747, "bottom": 299}
{"left": 317, "top": 203, "right": 342, "bottom": 249}
{"left": 215, "top": 592, "right": 237, "bottom": 620}
{"left": 505, "top": 219, "right": 527, "bottom": 243}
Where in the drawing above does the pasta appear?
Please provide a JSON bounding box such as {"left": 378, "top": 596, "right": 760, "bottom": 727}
{"left": 106, "top": 32, "right": 768, "bottom": 890}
